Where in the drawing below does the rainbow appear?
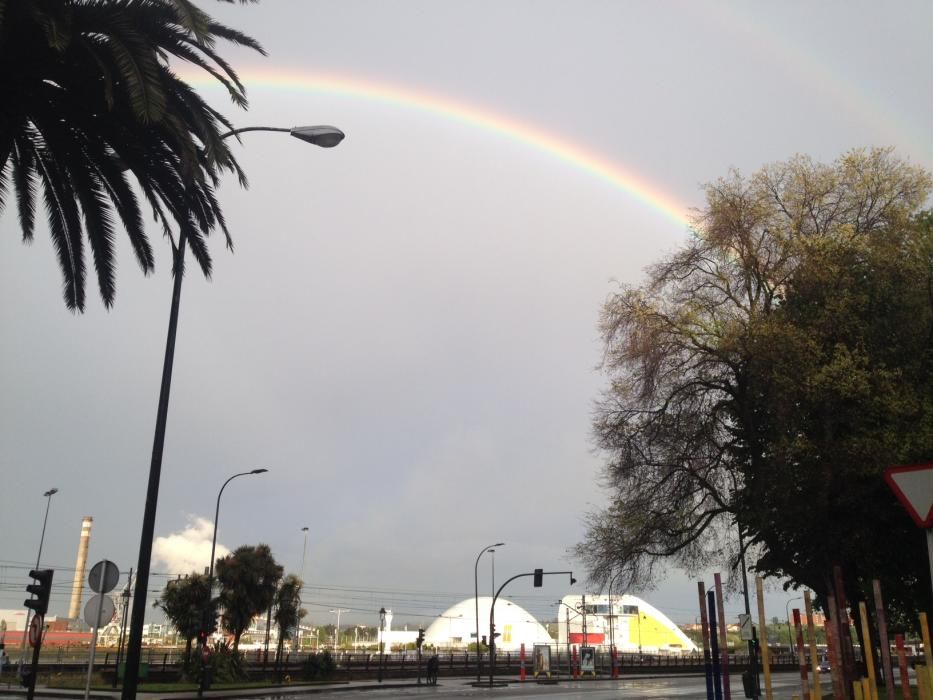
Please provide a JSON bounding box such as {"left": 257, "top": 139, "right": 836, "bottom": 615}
{"left": 184, "top": 68, "right": 694, "bottom": 230}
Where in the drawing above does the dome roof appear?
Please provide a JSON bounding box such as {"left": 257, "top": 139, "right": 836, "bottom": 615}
{"left": 424, "top": 596, "right": 552, "bottom": 651}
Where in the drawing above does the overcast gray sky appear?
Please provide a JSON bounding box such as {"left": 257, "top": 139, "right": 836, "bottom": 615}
{"left": 2, "top": 1, "right": 932, "bottom": 631}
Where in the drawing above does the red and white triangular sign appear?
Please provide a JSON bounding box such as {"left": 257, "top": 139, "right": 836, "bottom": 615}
{"left": 885, "top": 463, "right": 933, "bottom": 528}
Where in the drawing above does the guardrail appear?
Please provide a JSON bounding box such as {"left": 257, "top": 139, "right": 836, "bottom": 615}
{"left": 11, "top": 646, "right": 864, "bottom": 681}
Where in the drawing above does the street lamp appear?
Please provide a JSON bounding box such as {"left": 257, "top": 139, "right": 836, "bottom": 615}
{"left": 607, "top": 569, "right": 625, "bottom": 670}
{"left": 19, "top": 488, "right": 58, "bottom": 661}
{"left": 207, "top": 469, "right": 268, "bottom": 591}
{"left": 490, "top": 549, "right": 498, "bottom": 600}
{"left": 300, "top": 527, "right": 310, "bottom": 582}
{"left": 557, "top": 600, "right": 581, "bottom": 648}
{"left": 330, "top": 608, "right": 349, "bottom": 652}
{"left": 297, "top": 526, "right": 309, "bottom": 651}
{"left": 122, "top": 123, "right": 344, "bottom": 700}
{"left": 786, "top": 597, "right": 803, "bottom": 654}
{"left": 378, "top": 607, "right": 387, "bottom": 683}
{"left": 35, "top": 488, "right": 58, "bottom": 568}
{"left": 198, "top": 468, "right": 267, "bottom": 696}
{"left": 474, "top": 542, "right": 504, "bottom": 684}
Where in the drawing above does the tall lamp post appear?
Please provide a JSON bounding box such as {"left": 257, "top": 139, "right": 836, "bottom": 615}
{"left": 330, "top": 608, "right": 349, "bottom": 652}
{"left": 198, "top": 468, "right": 267, "bottom": 696}
{"left": 474, "top": 542, "right": 504, "bottom": 684}
{"left": 35, "top": 488, "right": 58, "bottom": 568}
{"left": 206, "top": 469, "right": 268, "bottom": 596}
{"left": 19, "top": 488, "right": 58, "bottom": 661}
{"left": 297, "top": 526, "right": 309, "bottom": 651}
{"left": 607, "top": 569, "right": 624, "bottom": 668}
{"left": 378, "top": 607, "right": 387, "bottom": 683}
{"left": 121, "top": 124, "right": 345, "bottom": 700}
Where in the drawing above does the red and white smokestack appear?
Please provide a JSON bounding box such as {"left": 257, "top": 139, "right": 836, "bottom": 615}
{"left": 68, "top": 516, "right": 93, "bottom": 618}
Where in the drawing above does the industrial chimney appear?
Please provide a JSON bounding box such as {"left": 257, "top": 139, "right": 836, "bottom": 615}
{"left": 68, "top": 516, "right": 93, "bottom": 619}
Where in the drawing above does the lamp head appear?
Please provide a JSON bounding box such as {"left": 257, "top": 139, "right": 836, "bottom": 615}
{"left": 250, "top": 468, "right": 268, "bottom": 475}
{"left": 44, "top": 488, "right": 59, "bottom": 497}
{"left": 301, "top": 526, "right": 309, "bottom": 532}
{"left": 570, "top": 576, "right": 577, "bottom": 586}
{"left": 290, "top": 125, "right": 345, "bottom": 148}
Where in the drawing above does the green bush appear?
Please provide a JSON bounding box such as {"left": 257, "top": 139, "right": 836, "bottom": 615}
{"left": 188, "top": 641, "right": 245, "bottom": 684}
{"left": 301, "top": 651, "right": 337, "bottom": 681}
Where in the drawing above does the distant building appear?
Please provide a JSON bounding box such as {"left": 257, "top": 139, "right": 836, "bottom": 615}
{"left": 557, "top": 594, "right": 697, "bottom": 654}
{"left": 424, "top": 597, "right": 552, "bottom": 652}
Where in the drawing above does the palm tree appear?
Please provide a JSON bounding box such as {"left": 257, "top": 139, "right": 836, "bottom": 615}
{"left": 216, "top": 544, "right": 283, "bottom": 651}
{"left": 273, "top": 574, "right": 304, "bottom": 663}
{"left": 0, "top": 0, "right": 263, "bottom": 311}
{"left": 154, "top": 573, "right": 217, "bottom": 667}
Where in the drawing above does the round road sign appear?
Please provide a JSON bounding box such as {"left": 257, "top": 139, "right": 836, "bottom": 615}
{"left": 88, "top": 560, "right": 120, "bottom": 594}
{"left": 28, "top": 614, "right": 42, "bottom": 647}
{"left": 83, "top": 594, "right": 116, "bottom": 628}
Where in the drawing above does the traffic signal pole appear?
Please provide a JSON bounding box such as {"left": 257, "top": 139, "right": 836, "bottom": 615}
{"left": 488, "top": 570, "right": 575, "bottom": 687}
{"left": 23, "top": 569, "right": 53, "bottom": 700}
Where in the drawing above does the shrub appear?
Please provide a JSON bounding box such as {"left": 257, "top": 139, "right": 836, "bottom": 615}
{"left": 301, "top": 651, "right": 337, "bottom": 681}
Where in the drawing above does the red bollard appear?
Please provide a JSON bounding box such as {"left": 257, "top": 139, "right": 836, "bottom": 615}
{"left": 520, "top": 643, "right": 526, "bottom": 681}
{"left": 896, "top": 634, "right": 911, "bottom": 700}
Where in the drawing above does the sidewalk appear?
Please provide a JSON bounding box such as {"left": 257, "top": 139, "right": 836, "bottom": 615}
{"left": 1, "top": 679, "right": 425, "bottom": 700}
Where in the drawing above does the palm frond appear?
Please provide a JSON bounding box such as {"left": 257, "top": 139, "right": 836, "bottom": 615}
{"left": 11, "top": 138, "right": 38, "bottom": 241}
{"left": 35, "top": 147, "right": 86, "bottom": 311}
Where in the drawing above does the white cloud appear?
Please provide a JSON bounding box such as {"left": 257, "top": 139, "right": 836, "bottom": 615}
{"left": 153, "top": 516, "right": 230, "bottom": 575}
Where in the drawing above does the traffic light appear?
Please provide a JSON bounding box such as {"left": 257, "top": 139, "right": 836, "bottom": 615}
{"left": 481, "top": 635, "right": 487, "bottom": 647}
{"left": 24, "top": 569, "right": 53, "bottom": 616}
{"left": 416, "top": 628, "right": 425, "bottom": 649}
{"left": 200, "top": 608, "right": 217, "bottom": 635}
{"left": 533, "top": 568, "right": 543, "bottom": 587}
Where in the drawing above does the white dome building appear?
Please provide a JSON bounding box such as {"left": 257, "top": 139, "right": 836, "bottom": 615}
{"left": 425, "top": 597, "right": 552, "bottom": 652}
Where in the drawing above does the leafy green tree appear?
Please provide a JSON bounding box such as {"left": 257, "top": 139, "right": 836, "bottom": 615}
{"left": 580, "top": 148, "right": 932, "bottom": 618}
{"left": 741, "top": 207, "right": 933, "bottom": 619}
{"left": 215, "top": 544, "right": 283, "bottom": 651}
{"left": 154, "top": 573, "right": 217, "bottom": 666}
{"left": 273, "top": 574, "right": 304, "bottom": 663}
{"left": 0, "top": 0, "right": 263, "bottom": 310}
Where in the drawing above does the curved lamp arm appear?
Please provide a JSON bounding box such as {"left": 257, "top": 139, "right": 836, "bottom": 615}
{"left": 219, "top": 125, "right": 345, "bottom": 147}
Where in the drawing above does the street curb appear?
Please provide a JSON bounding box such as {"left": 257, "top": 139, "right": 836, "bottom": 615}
{"left": 10, "top": 681, "right": 423, "bottom": 700}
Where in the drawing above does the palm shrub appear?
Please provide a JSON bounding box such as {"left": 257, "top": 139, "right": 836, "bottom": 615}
{"left": 301, "top": 651, "right": 337, "bottom": 681}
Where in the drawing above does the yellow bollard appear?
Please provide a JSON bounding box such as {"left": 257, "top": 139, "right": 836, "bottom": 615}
{"left": 805, "top": 592, "right": 821, "bottom": 700}
{"left": 918, "top": 664, "right": 931, "bottom": 700}
{"left": 861, "top": 677, "right": 872, "bottom": 700}
{"left": 921, "top": 612, "right": 933, "bottom": 700}
{"left": 858, "top": 602, "right": 879, "bottom": 700}
{"left": 853, "top": 679, "right": 864, "bottom": 700}
{"left": 756, "top": 577, "right": 774, "bottom": 700}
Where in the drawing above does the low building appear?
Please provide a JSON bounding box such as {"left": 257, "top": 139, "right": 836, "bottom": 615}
{"left": 557, "top": 594, "right": 697, "bottom": 654}
{"left": 424, "top": 597, "right": 552, "bottom": 652}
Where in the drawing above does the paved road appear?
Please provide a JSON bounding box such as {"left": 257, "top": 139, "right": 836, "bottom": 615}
{"left": 224, "top": 672, "right": 817, "bottom": 699}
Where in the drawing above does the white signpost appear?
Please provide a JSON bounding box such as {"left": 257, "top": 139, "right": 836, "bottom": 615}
{"left": 884, "top": 463, "right": 933, "bottom": 598}
{"left": 83, "top": 560, "right": 119, "bottom": 700}
{"left": 739, "top": 613, "right": 753, "bottom": 641}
